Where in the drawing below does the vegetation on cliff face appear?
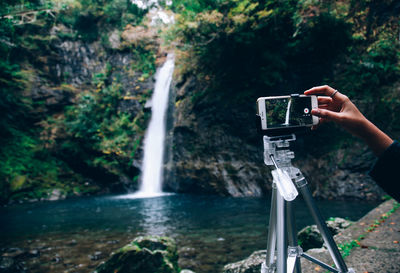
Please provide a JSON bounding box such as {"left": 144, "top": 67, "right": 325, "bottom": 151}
{"left": 0, "top": 0, "right": 158, "bottom": 203}
{"left": 163, "top": 0, "right": 400, "bottom": 197}
{"left": 169, "top": 0, "right": 399, "bottom": 135}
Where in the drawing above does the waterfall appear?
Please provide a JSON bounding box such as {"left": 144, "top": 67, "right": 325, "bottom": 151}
{"left": 284, "top": 98, "right": 292, "bottom": 125}
{"left": 128, "top": 54, "right": 175, "bottom": 198}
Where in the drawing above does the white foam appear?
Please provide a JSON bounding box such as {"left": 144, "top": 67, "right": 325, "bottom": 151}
{"left": 114, "top": 192, "right": 175, "bottom": 199}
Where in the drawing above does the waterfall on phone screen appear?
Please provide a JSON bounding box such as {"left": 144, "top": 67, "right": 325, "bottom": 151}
{"left": 284, "top": 98, "right": 292, "bottom": 125}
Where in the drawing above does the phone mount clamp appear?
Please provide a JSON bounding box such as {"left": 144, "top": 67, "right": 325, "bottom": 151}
{"left": 261, "top": 134, "right": 355, "bottom": 273}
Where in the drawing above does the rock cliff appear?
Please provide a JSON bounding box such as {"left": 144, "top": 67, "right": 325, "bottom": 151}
{"left": 164, "top": 76, "right": 385, "bottom": 200}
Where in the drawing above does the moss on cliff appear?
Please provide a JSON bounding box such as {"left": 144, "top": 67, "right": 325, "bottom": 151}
{"left": 0, "top": 0, "right": 158, "bottom": 203}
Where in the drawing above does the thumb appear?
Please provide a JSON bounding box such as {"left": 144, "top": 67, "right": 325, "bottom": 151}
{"left": 312, "top": 108, "right": 342, "bottom": 123}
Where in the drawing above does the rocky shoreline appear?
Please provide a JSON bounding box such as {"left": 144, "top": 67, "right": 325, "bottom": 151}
{"left": 223, "top": 199, "right": 400, "bottom": 273}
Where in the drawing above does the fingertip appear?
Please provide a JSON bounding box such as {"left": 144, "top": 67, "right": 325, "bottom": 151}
{"left": 304, "top": 88, "right": 314, "bottom": 94}
{"left": 311, "top": 109, "right": 321, "bottom": 116}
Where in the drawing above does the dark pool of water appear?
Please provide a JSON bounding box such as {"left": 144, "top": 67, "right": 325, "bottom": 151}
{"left": 0, "top": 194, "right": 380, "bottom": 273}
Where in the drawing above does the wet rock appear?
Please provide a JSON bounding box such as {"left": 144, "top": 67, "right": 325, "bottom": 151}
{"left": 93, "top": 236, "right": 179, "bottom": 273}
{"left": 179, "top": 247, "right": 196, "bottom": 259}
{"left": 297, "top": 225, "right": 323, "bottom": 251}
{"left": 1, "top": 248, "right": 24, "bottom": 258}
{"left": 45, "top": 189, "right": 66, "bottom": 201}
{"left": 26, "top": 250, "right": 40, "bottom": 258}
{"left": 67, "top": 240, "right": 77, "bottom": 246}
{"left": 298, "top": 217, "right": 353, "bottom": 251}
{"left": 223, "top": 250, "right": 266, "bottom": 273}
{"left": 2, "top": 248, "right": 39, "bottom": 260}
{"left": 0, "top": 256, "right": 25, "bottom": 273}
{"left": 0, "top": 257, "right": 14, "bottom": 272}
{"left": 89, "top": 251, "right": 105, "bottom": 261}
{"left": 51, "top": 254, "right": 62, "bottom": 263}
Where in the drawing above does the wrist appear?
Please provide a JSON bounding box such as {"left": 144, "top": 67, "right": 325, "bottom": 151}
{"left": 358, "top": 119, "right": 393, "bottom": 156}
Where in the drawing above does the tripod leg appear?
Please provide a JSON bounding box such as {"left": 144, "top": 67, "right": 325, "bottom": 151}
{"left": 276, "top": 191, "right": 287, "bottom": 273}
{"left": 298, "top": 183, "right": 348, "bottom": 272}
{"left": 265, "top": 187, "right": 277, "bottom": 268}
{"left": 287, "top": 201, "right": 301, "bottom": 273}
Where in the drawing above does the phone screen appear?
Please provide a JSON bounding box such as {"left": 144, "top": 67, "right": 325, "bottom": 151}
{"left": 265, "top": 96, "right": 313, "bottom": 129}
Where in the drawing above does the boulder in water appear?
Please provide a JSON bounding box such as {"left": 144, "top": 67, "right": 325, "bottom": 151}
{"left": 93, "top": 236, "right": 179, "bottom": 273}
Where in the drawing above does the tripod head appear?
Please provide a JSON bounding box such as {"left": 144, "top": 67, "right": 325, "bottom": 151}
{"left": 263, "top": 134, "right": 296, "bottom": 168}
{"left": 263, "top": 134, "right": 307, "bottom": 201}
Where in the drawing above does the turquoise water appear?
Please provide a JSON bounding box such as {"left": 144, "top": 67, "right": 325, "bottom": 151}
{"left": 0, "top": 194, "right": 379, "bottom": 272}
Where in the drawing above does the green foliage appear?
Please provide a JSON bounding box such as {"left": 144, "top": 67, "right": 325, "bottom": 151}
{"left": 168, "top": 0, "right": 353, "bottom": 150}
{"left": 0, "top": 0, "right": 153, "bottom": 202}
{"left": 0, "top": 62, "right": 31, "bottom": 137}
{"left": 62, "top": 69, "right": 148, "bottom": 178}
{"left": 167, "top": 0, "right": 400, "bottom": 153}
{"left": 170, "top": 0, "right": 352, "bottom": 96}
{"left": 338, "top": 239, "right": 361, "bottom": 258}
{"left": 0, "top": 17, "right": 40, "bottom": 202}
{"left": 0, "top": 127, "right": 76, "bottom": 202}
{"left": 57, "top": 0, "right": 148, "bottom": 41}
{"left": 103, "top": 0, "right": 148, "bottom": 27}
{"left": 74, "top": 11, "right": 100, "bottom": 42}
{"left": 168, "top": 0, "right": 224, "bottom": 18}
{"left": 331, "top": 2, "right": 400, "bottom": 134}
{"left": 131, "top": 45, "right": 157, "bottom": 76}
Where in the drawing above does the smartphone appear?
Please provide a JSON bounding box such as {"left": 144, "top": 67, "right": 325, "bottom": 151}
{"left": 257, "top": 95, "right": 318, "bottom": 132}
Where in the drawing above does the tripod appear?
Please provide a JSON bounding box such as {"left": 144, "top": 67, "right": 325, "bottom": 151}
{"left": 261, "top": 134, "right": 355, "bottom": 273}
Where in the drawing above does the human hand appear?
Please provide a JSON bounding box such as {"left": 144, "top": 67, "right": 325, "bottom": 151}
{"left": 304, "top": 85, "right": 367, "bottom": 137}
{"left": 304, "top": 85, "right": 393, "bottom": 156}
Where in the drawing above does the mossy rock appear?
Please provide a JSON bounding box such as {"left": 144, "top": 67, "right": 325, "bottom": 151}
{"left": 94, "top": 236, "right": 179, "bottom": 273}
{"left": 298, "top": 217, "right": 353, "bottom": 251}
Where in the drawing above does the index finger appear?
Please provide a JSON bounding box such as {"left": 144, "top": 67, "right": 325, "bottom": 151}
{"left": 304, "top": 85, "right": 335, "bottom": 96}
{"left": 304, "top": 85, "right": 348, "bottom": 103}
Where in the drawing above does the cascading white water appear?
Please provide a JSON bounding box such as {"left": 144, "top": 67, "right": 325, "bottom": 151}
{"left": 284, "top": 98, "right": 292, "bottom": 125}
{"left": 130, "top": 54, "right": 175, "bottom": 198}
{"left": 115, "top": 1, "right": 175, "bottom": 200}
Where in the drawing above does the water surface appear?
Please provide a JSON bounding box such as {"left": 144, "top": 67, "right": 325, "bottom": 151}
{"left": 0, "top": 194, "right": 380, "bottom": 273}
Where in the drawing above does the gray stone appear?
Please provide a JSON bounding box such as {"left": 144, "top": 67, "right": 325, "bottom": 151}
{"left": 120, "top": 25, "right": 158, "bottom": 48}
{"left": 89, "top": 251, "right": 105, "bottom": 261}
{"left": 108, "top": 30, "right": 121, "bottom": 49}
{"left": 0, "top": 257, "right": 15, "bottom": 271}
{"left": 300, "top": 247, "right": 332, "bottom": 272}
{"left": 326, "top": 217, "right": 352, "bottom": 231}
{"left": 47, "top": 189, "right": 66, "bottom": 201}
{"left": 223, "top": 250, "right": 266, "bottom": 273}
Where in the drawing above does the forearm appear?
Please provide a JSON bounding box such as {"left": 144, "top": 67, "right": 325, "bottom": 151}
{"left": 358, "top": 119, "right": 393, "bottom": 157}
